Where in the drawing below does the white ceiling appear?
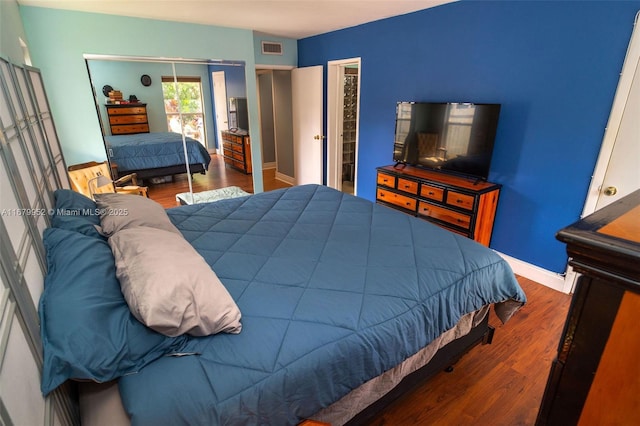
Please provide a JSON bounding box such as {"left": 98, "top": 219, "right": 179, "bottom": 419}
{"left": 18, "top": 0, "right": 456, "bottom": 39}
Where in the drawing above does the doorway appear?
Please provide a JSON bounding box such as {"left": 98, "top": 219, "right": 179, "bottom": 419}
{"left": 327, "top": 58, "right": 361, "bottom": 195}
{"left": 255, "top": 67, "right": 296, "bottom": 185}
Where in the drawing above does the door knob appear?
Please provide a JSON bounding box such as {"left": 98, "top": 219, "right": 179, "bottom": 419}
{"left": 603, "top": 186, "right": 618, "bottom": 196}
{"left": 313, "top": 134, "right": 325, "bottom": 140}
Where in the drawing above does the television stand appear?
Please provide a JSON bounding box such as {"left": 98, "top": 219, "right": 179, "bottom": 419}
{"left": 375, "top": 165, "right": 501, "bottom": 246}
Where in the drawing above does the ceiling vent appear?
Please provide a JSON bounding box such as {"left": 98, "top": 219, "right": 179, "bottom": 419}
{"left": 261, "top": 41, "right": 283, "bottom": 55}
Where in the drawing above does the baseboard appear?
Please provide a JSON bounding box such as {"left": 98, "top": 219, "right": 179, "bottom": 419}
{"left": 263, "top": 162, "right": 276, "bottom": 169}
{"left": 496, "top": 252, "right": 569, "bottom": 294}
{"left": 275, "top": 172, "right": 295, "bottom": 185}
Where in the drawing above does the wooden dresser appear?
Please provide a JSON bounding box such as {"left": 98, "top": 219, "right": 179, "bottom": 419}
{"left": 105, "top": 103, "right": 149, "bottom": 135}
{"left": 376, "top": 165, "right": 501, "bottom": 246}
{"left": 536, "top": 189, "right": 640, "bottom": 425}
{"left": 221, "top": 130, "right": 251, "bottom": 174}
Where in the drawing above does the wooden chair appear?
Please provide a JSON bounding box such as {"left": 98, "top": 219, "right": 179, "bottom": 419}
{"left": 68, "top": 161, "right": 148, "bottom": 199}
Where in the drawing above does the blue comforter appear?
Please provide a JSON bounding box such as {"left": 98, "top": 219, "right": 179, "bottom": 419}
{"left": 105, "top": 132, "right": 211, "bottom": 172}
{"left": 118, "top": 185, "right": 526, "bottom": 425}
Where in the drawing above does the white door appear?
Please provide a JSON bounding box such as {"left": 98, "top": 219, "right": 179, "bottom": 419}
{"left": 593, "top": 55, "right": 640, "bottom": 210}
{"left": 583, "top": 19, "right": 640, "bottom": 214}
{"left": 212, "top": 71, "right": 228, "bottom": 154}
{"left": 564, "top": 16, "right": 640, "bottom": 294}
{"left": 292, "top": 65, "right": 323, "bottom": 185}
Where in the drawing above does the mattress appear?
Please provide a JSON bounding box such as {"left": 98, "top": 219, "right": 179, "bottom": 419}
{"left": 104, "top": 132, "right": 211, "bottom": 173}
{"left": 117, "top": 184, "right": 526, "bottom": 425}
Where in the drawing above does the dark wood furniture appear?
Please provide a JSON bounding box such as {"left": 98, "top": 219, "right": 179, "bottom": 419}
{"left": 536, "top": 189, "right": 640, "bottom": 425}
{"left": 221, "top": 129, "right": 251, "bottom": 174}
{"left": 376, "top": 165, "right": 501, "bottom": 246}
{"left": 105, "top": 103, "right": 149, "bottom": 135}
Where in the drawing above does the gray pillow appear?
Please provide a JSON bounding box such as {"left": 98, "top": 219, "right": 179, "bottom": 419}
{"left": 108, "top": 226, "right": 242, "bottom": 337}
{"left": 95, "top": 193, "right": 181, "bottom": 237}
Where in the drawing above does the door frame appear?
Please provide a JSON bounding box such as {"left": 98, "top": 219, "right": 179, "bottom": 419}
{"left": 327, "top": 57, "right": 362, "bottom": 193}
{"left": 255, "top": 65, "right": 295, "bottom": 180}
{"left": 564, "top": 11, "right": 640, "bottom": 293}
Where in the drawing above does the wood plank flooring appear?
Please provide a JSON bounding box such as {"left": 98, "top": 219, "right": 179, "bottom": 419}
{"left": 145, "top": 158, "right": 572, "bottom": 424}
{"left": 145, "top": 154, "right": 291, "bottom": 208}
{"left": 369, "top": 276, "right": 571, "bottom": 426}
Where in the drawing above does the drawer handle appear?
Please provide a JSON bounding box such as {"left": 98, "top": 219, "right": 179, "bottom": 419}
{"left": 406, "top": 202, "right": 411, "bottom": 206}
{"left": 403, "top": 185, "right": 410, "bottom": 189}
{"left": 456, "top": 199, "right": 463, "bottom": 204}
{"left": 428, "top": 191, "right": 434, "bottom": 196}
{"left": 380, "top": 193, "right": 385, "bottom": 197}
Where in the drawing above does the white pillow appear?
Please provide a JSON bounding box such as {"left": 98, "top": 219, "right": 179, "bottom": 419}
{"left": 95, "top": 193, "right": 181, "bottom": 237}
{"left": 108, "top": 227, "right": 242, "bottom": 337}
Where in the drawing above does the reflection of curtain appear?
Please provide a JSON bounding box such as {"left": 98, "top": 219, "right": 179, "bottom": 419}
{"left": 417, "top": 133, "right": 438, "bottom": 158}
{"left": 444, "top": 124, "right": 472, "bottom": 157}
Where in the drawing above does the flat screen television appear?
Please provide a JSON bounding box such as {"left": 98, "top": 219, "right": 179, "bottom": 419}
{"left": 393, "top": 102, "right": 501, "bottom": 180}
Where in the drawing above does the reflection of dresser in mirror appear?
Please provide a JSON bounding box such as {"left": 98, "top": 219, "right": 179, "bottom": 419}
{"left": 221, "top": 129, "right": 251, "bottom": 174}
{"left": 105, "top": 103, "right": 149, "bottom": 135}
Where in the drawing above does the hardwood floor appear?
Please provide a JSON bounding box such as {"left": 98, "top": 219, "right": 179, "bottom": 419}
{"left": 145, "top": 154, "right": 292, "bottom": 208}
{"left": 369, "top": 276, "right": 571, "bottom": 426}
{"left": 144, "top": 160, "right": 571, "bottom": 424}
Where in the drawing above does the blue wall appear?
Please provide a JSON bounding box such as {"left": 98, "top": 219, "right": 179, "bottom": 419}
{"left": 298, "top": 1, "right": 640, "bottom": 273}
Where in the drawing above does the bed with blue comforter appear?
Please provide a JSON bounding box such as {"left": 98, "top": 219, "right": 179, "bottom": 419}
{"left": 104, "top": 132, "right": 211, "bottom": 180}
{"left": 41, "top": 185, "right": 525, "bottom": 425}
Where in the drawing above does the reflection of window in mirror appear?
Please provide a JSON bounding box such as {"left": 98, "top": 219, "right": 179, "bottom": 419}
{"left": 161, "top": 76, "right": 206, "bottom": 147}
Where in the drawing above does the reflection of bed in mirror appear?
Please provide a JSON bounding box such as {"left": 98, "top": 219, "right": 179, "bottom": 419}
{"left": 104, "top": 131, "right": 211, "bottom": 181}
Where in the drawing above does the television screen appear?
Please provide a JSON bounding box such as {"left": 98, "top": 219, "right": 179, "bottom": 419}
{"left": 393, "top": 102, "right": 501, "bottom": 180}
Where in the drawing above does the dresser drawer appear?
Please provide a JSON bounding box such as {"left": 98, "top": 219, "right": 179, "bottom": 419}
{"left": 111, "top": 124, "right": 149, "bottom": 134}
{"left": 377, "top": 189, "right": 417, "bottom": 211}
{"left": 446, "top": 191, "right": 475, "bottom": 210}
{"left": 107, "top": 106, "right": 147, "bottom": 115}
{"left": 420, "top": 184, "right": 444, "bottom": 202}
{"left": 377, "top": 172, "right": 396, "bottom": 188}
{"left": 418, "top": 202, "right": 471, "bottom": 229}
{"left": 231, "top": 144, "right": 243, "bottom": 153}
{"left": 397, "top": 178, "right": 419, "bottom": 195}
{"left": 109, "top": 115, "right": 147, "bottom": 125}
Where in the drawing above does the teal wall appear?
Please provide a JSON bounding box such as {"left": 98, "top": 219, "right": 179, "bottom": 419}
{"left": 19, "top": 6, "right": 297, "bottom": 193}
{"left": 253, "top": 33, "right": 297, "bottom": 66}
